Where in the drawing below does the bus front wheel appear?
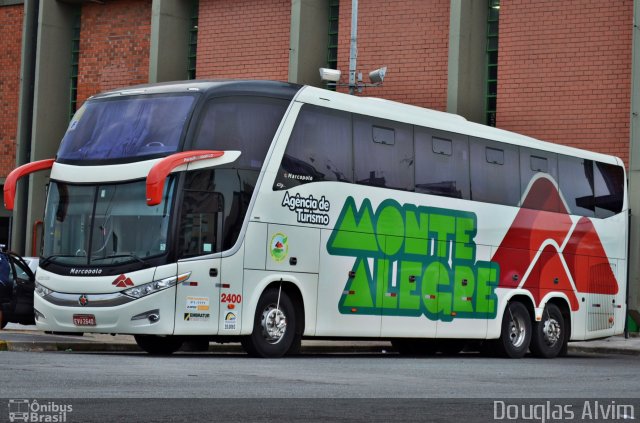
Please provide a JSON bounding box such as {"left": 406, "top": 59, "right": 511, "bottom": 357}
{"left": 241, "top": 287, "right": 299, "bottom": 358}
{"left": 495, "top": 301, "right": 531, "bottom": 358}
{"left": 529, "top": 303, "right": 565, "bottom": 358}
{"left": 134, "top": 335, "right": 183, "bottom": 355}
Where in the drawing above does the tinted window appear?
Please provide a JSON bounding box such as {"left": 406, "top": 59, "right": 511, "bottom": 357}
{"left": 432, "top": 137, "right": 453, "bottom": 155}
{"left": 519, "top": 148, "right": 559, "bottom": 212}
{"left": 274, "top": 105, "right": 352, "bottom": 190}
{"left": 179, "top": 168, "right": 258, "bottom": 257}
{"left": 530, "top": 156, "right": 548, "bottom": 173}
{"left": 415, "top": 128, "right": 470, "bottom": 199}
{"left": 486, "top": 147, "right": 504, "bottom": 165}
{"left": 353, "top": 115, "right": 414, "bottom": 191}
{"left": 192, "top": 96, "right": 289, "bottom": 170}
{"left": 594, "top": 162, "right": 624, "bottom": 218}
{"left": 558, "top": 156, "right": 594, "bottom": 217}
{"left": 470, "top": 138, "right": 519, "bottom": 206}
{"left": 58, "top": 94, "right": 197, "bottom": 162}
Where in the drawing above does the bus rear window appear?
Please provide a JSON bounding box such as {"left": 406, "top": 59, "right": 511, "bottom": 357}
{"left": 57, "top": 94, "right": 197, "bottom": 163}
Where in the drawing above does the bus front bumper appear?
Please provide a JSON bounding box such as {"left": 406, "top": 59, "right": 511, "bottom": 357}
{"left": 33, "top": 287, "right": 176, "bottom": 335}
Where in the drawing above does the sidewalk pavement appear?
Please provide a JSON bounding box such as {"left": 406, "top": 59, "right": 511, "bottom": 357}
{"left": 1, "top": 323, "right": 639, "bottom": 356}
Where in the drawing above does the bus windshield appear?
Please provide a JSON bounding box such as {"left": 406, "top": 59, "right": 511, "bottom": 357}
{"left": 42, "top": 179, "right": 175, "bottom": 267}
{"left": 57, "top": 94, "right": 197, "bottom": 162}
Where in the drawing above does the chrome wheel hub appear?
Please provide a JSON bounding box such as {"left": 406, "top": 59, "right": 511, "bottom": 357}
{"left": 260, "top": 305, "right": 287, "bottom": 344}
{"left": 542, "top": 318, "right": 561, "bottom": 346}
{"left": 508, "top": 312, "right": 527, "bottom": 348}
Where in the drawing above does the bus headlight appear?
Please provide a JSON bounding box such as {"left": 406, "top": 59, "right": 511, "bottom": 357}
{"left": 122, "top": 272, "right": 191, "bottom": 299}
{"left": 35, "top": 283, "right": 52, "bottom": 298}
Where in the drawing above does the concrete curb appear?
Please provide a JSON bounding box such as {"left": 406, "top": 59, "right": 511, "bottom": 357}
{"left": 567, "top": 345, "right": 640, "bottom": 356}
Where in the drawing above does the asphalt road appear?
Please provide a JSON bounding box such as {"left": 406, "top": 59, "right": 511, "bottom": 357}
{"left": 1, "top": 351, "right": 639, "bottom": 422}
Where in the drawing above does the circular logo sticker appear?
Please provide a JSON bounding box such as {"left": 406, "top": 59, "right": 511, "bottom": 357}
{"left": 270, "top": 232, "right": 288, "bottom": 262}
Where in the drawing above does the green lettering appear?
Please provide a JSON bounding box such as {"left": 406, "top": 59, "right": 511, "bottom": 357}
{"left": 476, "top": 263, "right": 499, "bottom": 315}
{"left": 437, "top": 265, "right": 453, "bottom": 318}
{"left": 398, "top": 260, "right": 422, "bottom": 311}
{"left": 328, "top": 198, "right": 378, "bottom": 255}
{"left": 377, "top": 258, "right": 397, "bottom": 309}
{"left": 452, "top": 265, "right": 475, "bottom": 313}
{"left": 404, "top": 207, "right": 429, "bottom": 256}
{"left": 429, "top": 214, "right": 455, "bottom": 258}
{"left": 422, "top": 261, "right": 444, "bottom": 316}
{"left": 331, "top": 196, "right": 500, "bottom": 322}
{"left": 376, "top": 201, "right": 404, "bottom": 257}
{"left": 342, "top": 259, "right": 375, "bottom": 308}
{"left": 454, "top": 216, "right": 476, "bottom": 261}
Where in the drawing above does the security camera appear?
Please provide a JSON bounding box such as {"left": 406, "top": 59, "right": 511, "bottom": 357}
{"left": 368, "top": 66, "right": 387, "bottom": 84}
{"left": 319, "top": 68, "right": 342, "bottom": 82}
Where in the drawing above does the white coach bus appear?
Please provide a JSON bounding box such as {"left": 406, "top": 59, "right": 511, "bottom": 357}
{"left": 4, "top": 80, "right": 627, "bottom": 358}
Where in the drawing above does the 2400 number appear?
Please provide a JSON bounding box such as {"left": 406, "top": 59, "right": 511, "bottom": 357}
{"left": 221, "top": 293, "right": 242, "bottom": 304}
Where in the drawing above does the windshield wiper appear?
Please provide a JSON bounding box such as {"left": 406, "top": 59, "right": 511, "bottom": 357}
{"left": 40, "top": 254, "right": 84, "bottom": 267}
{"left": 92, "top": 254, "right": 148, "bottom": 265}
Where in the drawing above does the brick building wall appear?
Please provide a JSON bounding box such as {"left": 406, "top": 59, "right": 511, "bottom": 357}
{"left": 336, "top": 0, "right": 450, "bottom": 111}
{"left": 0, "top": 4, "right": 23, "bottom": 179}
{"left": 76, "top": 0, "right": 151, "bottom": 106}
{"left": 196, "top": 0, "right": 290, "bottom": 80}
{"left": 497, "top": 0, "right": 633, "bottom": 165}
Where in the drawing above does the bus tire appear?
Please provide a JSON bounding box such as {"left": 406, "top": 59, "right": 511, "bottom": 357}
{"left": 241, "top": 287, "right": 299, "bottom": 358}
{"left": 495, "top": 301, "right": 531, "bottom": 358}
{"left": 0, "top": 309, "right": 6, "bottom": 329}
{"left": 134, "top": 335, "right": 184, "bottom": 355}
{"left": 530, "top": 303, "right": 565, "bottom": 359}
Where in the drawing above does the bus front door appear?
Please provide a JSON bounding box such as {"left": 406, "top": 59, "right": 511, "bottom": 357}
{"left": 174, "top": 257, "right": 222, "bottom": 335}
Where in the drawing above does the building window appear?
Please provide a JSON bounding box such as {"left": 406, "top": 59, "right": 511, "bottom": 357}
{"left": 327, "top": 0, "right": 339, "bottom": 70}
{"left": 69, "top": 6, "right": 81, "bottom": 119}
{"left": 187, "top": 0, "right": 199, "bottom": 80}
{"left": 486, "top": 0, "right": 499, "bottom": 126}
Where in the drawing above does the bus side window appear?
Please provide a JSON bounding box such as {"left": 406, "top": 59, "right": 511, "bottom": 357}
{"left": 353, "top": 114, "right": 414, "bottom": 191}
{"left": 519, "top": 148, "right": 559, "bottom": 212}
{"left": 470, "top": 138, "right": 520, "bottom": 206}
{"left": 558, "top": 156, "right": 595, "bottom": 217}
{"left": 178, "top": 170, "right": 223, "bottom": 257}
{"left": 274, "top": 105, "right": 353, "bottom": 190}
{"left": 594, "top": 162, "right": 624, "bottom": 218}
{"left": 414, "top": 128, "right": 470, "bottom": 200}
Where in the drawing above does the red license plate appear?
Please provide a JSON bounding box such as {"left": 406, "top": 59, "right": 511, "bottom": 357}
{"left": 73, "top": 314, "right": 96, "bottom": 326}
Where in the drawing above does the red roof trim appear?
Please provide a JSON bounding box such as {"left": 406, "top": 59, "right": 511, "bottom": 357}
{"left": 3, "top": 159, "right": 55, "bottom": 211}
{"left": 146, "top": 150, "right": 224, "bottom": 206}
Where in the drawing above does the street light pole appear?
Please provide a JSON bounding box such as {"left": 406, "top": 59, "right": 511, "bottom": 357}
{"left": 348, "top": 0, "right": 358, "bottom": 95}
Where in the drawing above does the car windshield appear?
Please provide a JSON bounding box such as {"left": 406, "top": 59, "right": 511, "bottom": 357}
{"left": 42, "top": 179, "right": 175, "bottom": 266}
{"left": 57, "top": 94, "right": 197, "bottom": 162}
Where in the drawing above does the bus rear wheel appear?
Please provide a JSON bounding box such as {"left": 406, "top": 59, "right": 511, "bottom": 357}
{"left": 241, "top": 287, "right": 299, "bottom": 358}
{"left": 530, "top": 303, "right": 565, "bottom": 358}
{"left": 134, "top": 335, "right": 184, "bottom": 355}
{"left": 494, "top": 301, "right": 531, "bottom": 358}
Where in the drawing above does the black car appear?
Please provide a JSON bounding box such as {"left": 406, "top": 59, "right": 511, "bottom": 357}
{"left": 0, "top": 251, "right": 36, "bottom": 329}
